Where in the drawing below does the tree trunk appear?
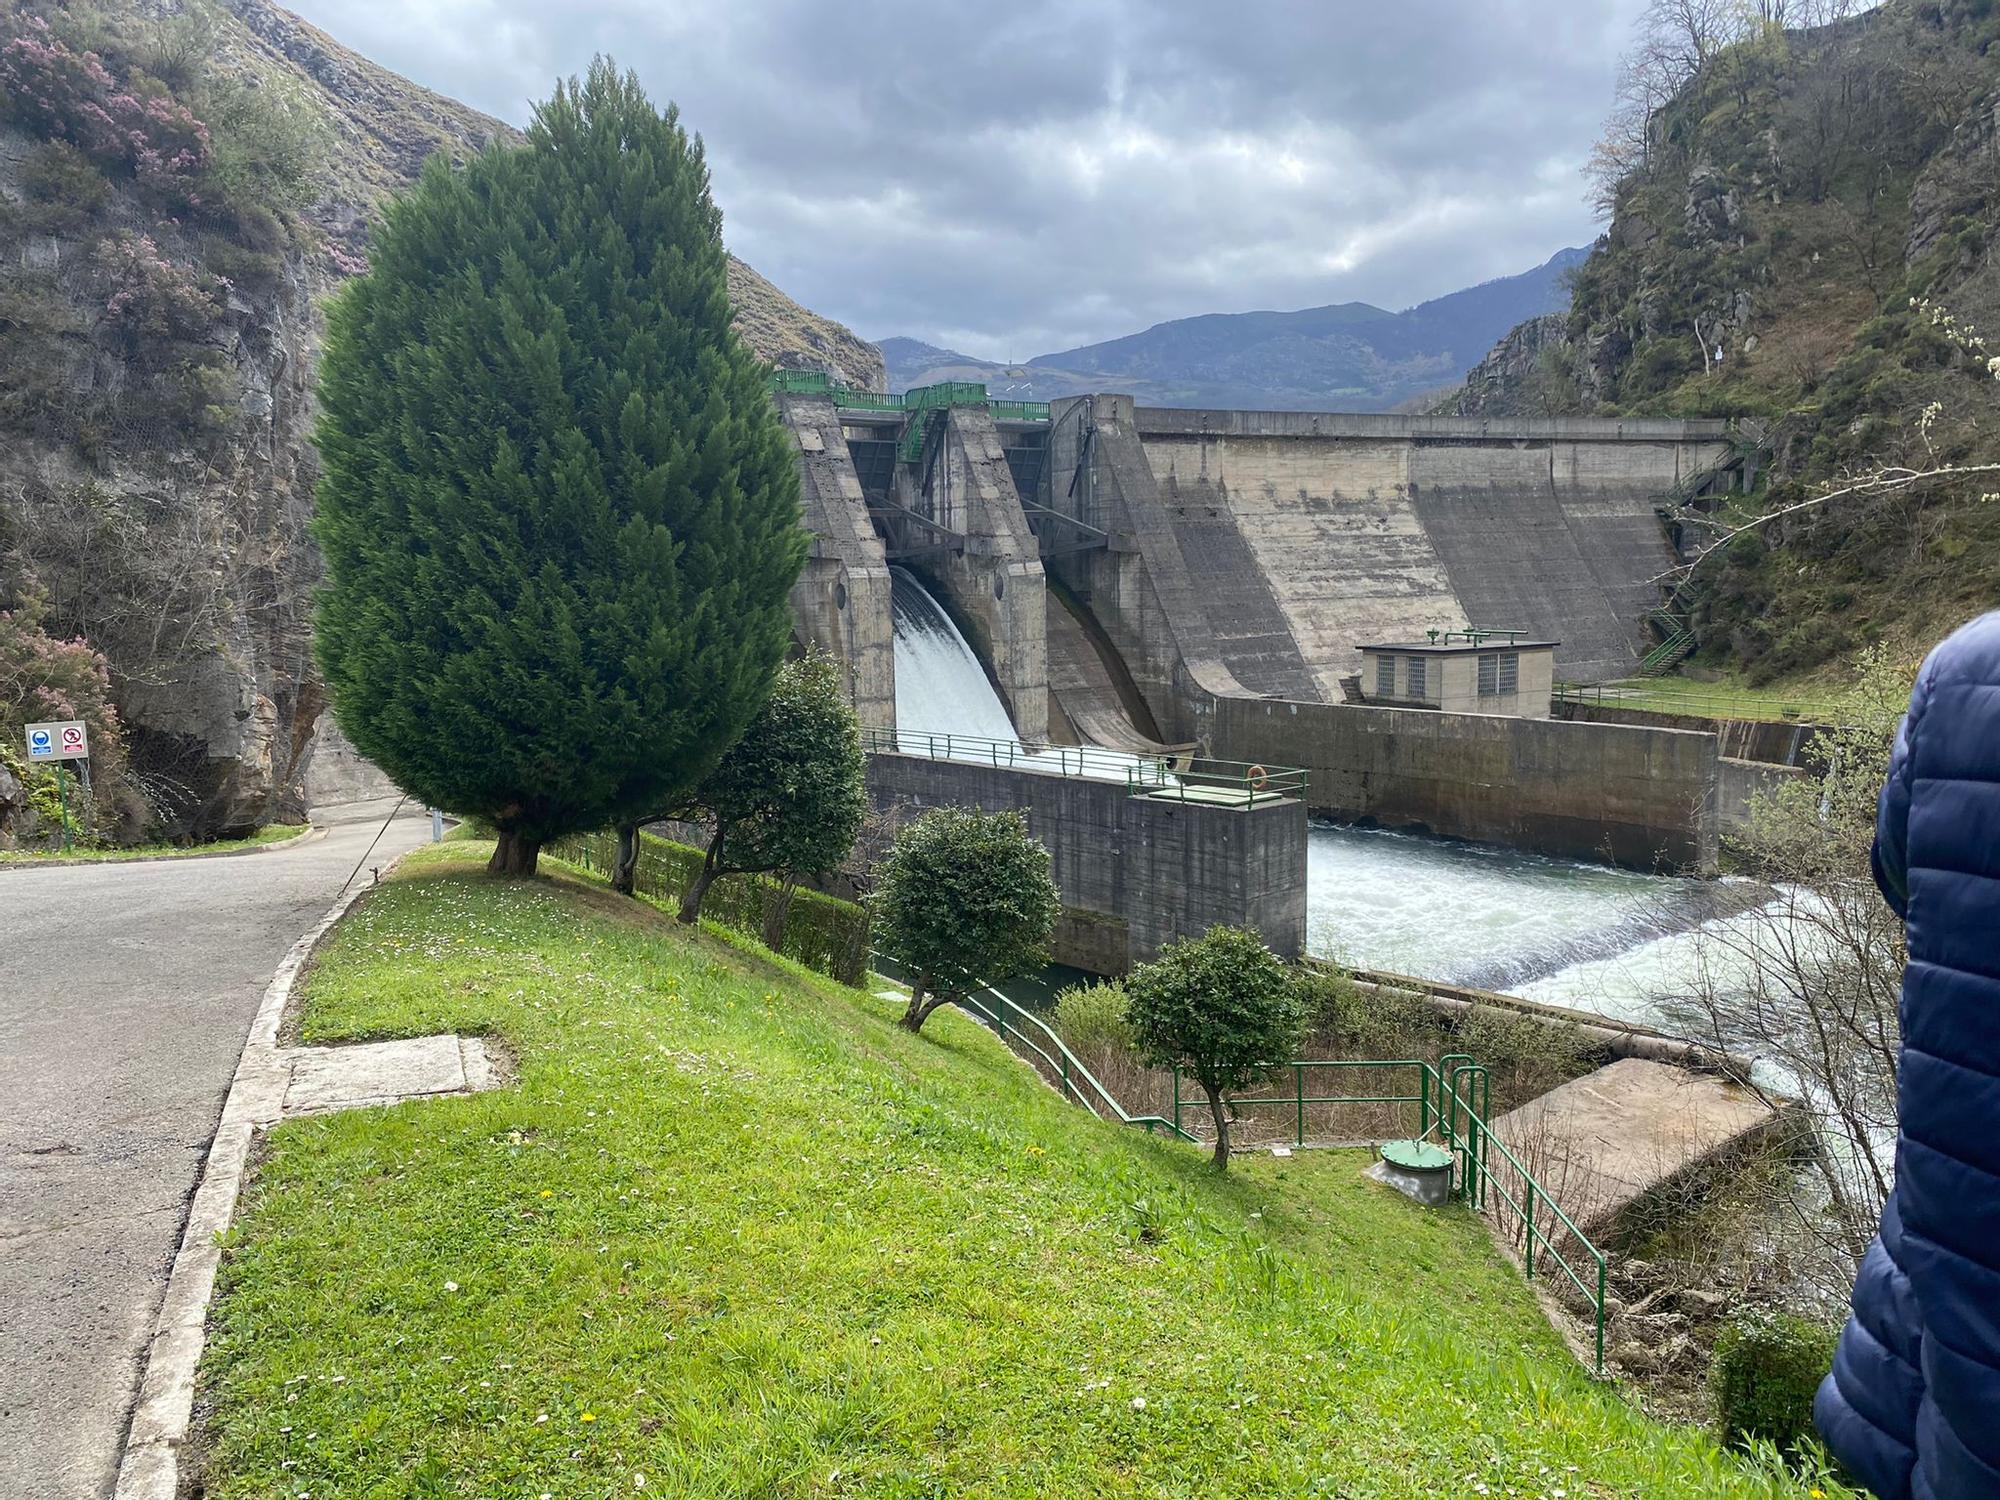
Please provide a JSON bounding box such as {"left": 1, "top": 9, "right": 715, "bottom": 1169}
{"left": 1204, "top": 1084, "right": 1231, "bottom": 1170}
{"left": 900, "top": 977, "right": 933, "bottom": 1032}
{"left": 761, "top": 874, "right": 798, "bottom": 952}
{"left": 488, "top": 829, "right": 541, "bottom": 877}
{"left": 612, "top": 822, "right": 639, "bottom": 896}
{"left": 678, "top": 826, "right": 724, "bottom": 924}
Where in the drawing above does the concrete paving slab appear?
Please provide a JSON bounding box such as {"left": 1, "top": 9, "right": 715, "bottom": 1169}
{"left": 1486, "top": 1056, "right": 1783, "bottom": 1238}
{"left": 281, "top": 1034, "right": 469, "bottom": 1114}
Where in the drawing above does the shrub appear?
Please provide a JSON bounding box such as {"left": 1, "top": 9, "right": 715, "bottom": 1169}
{"left": 18, "top": 140, "right": 109, "bottom": 233}
{"left": 0, "top": 587, "right": 135, "bottom": 846}
{"left": 1053, "top": 981, "right": 1134, "bottom": 1054}
{"left": 1710, "top": 1309, "right": 1837, "bottom": 1452}
{"left": 0, "top": 13, "right": 210, "bottom": 203}
{"left": 871, "top": 807, "right": 1059, "bottom": 1033}
{"left": 94, "top": 232, "right": 221, "bottom": 348}
{"left": 1126, "top": 926, "right": 1309, "bottom": 1169}
{"left": 669, "top": 649, "right": 866, "bottom": 925}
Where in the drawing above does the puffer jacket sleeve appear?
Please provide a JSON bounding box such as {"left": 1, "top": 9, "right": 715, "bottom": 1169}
{"left": 1817, "top": 1194, "right": 1924, "bottom": 1500}
{"left": 1872, "top": 657, "right": 1932, "bottom": 920}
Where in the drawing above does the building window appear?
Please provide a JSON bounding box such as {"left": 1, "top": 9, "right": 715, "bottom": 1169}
{"left": 1478, "top": 652, "right": 1521, "bottom": 696}
{"left": 1407, "top": 655, "right": 1427, "bottom": 699}
{"left": 1376, "top": 655, "right": 1396, "bottom": 698}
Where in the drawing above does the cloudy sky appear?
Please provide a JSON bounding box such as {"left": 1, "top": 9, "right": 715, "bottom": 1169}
{"left": 284, "top": 0, "right": 1646, "bottom": 359}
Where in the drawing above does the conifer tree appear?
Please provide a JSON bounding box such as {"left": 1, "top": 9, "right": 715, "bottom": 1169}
{"left": 312, "top": 60, "right": 805, "bottom": 876}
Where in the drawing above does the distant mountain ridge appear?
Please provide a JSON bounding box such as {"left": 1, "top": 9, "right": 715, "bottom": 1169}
{"left": 879, "top": 247, "right": 1587, "bottom": 411}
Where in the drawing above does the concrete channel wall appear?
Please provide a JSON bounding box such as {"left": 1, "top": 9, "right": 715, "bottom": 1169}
{"left": 778, "top": 393, "right": 896, "bottom": 728}
{"left": 1210, "top": 695, "right": 1720, "bottom": 872}
{"left": 865, "top": 752, "right": 1308, "bottom": 973}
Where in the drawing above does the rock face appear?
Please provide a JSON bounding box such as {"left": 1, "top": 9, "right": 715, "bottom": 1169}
{"left": 1445, "top": 313, "right": 1575, "bottom": 418}
{"left": 0, "top": 0, "right": 881, "bottom": 834}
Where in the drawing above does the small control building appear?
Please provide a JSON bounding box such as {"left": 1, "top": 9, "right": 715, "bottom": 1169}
{"left": 1357, "top": 629, "right": 1557, "bottom": 718}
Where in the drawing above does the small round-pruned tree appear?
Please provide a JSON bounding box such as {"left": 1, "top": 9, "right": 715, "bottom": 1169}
{"left": 872, "top": 807, "right": 1059, "bottom": 1033}
{"left": 312, "top": 59, "right": 806, "bottom": 877}
{"left": 1125, "top": 926, "right": 1307, "bottom": 1169}
{"left": 673, "top": 648, "right": 867, "bottom": 930}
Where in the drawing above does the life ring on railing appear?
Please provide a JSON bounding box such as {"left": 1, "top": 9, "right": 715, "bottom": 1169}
{"left": 1247, "top": 764, "right": 1270, "bottom": 792}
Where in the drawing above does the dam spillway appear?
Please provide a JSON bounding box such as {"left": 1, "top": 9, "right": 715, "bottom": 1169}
{"left": 778, "top": 379, "right": 1741, "bottom": 874}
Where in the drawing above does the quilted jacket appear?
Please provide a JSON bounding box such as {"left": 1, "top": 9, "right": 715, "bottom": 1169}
{"left": 1814, "top": 609, "right": 2000, "bottom": 1500}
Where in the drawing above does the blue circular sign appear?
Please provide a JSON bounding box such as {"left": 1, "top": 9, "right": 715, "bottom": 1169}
{"left": 29, "top": 729, "right": 51, "bottom": 750}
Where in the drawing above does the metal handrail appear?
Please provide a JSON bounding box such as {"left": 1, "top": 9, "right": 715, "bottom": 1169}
{"left": 1553, "top": 680, "right": 1837, "bottom": 725}
{"left": 949, "top": 985, "right": 1200, "bottom": 1143}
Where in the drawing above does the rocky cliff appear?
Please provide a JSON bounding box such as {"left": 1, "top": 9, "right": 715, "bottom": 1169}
{"left": 0, "top": 0, "right": 880, "bottom": 838}
{"left": 1451, "top": 0, "right": 2000, "bottom": 680}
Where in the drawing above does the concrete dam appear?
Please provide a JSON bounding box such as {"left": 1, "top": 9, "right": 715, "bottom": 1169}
{"left": 779, "top": 373, "right": 1738, "bottom": 966}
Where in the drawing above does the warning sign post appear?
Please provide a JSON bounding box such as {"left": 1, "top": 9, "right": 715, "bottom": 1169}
{"left": 24, "top": 719, "right": 90, "bottom": 850}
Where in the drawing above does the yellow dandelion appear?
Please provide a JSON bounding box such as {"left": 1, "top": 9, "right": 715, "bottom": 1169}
{"left": 580, "top": 1412, "right": 596, "bottom": 1423}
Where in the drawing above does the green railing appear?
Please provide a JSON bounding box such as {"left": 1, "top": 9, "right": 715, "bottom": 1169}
{"left": 1553, "top": 680, "right": 1838, "bottom": 725}
{"left": 990, "top": 398, "right": 1052, "bottom": 423}
{"left": 1167, "top": 1053, "right": 1610, "bottom": 1372}
{"left": 952, "top": 985, "right": 1200, "bottom": 1143}
{"left": 766, "top": 370, "right": 1052, "bottom": 424}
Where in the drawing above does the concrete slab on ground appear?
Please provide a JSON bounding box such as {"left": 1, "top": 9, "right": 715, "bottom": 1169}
{"left": 1486, "top": 1057, "right": 1782, "bottom": 1238}
{"left": 279, "top": 1036, "right": 503, "bottom": 1117}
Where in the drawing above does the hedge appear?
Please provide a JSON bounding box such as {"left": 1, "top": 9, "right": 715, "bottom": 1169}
{"left": 551, "top": 828, "right": 869, "bottom": 987}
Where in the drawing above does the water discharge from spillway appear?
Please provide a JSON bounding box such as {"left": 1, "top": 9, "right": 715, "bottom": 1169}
{"left": 1304, "top": 823, "right": 1783, "bottom": 1032}
{"left": 890, "top": 567, "right": 1022, "bottom": 744}
{"left": 886, "top": 565, "right": 1781, "bottom": 1034}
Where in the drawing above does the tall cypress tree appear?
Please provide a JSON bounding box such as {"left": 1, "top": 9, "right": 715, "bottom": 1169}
{"left": 312, "top": 60, "right": 806, "bottom": 875}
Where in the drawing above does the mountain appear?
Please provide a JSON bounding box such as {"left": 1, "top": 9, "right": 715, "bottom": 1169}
{"left": 0, "top": 0, "right": 880, "bottom": 842}
{"left": 878, "top": 248, "right": 1587, "bottom": 410}
{"left": 1454, "top": 0, "right": 2000, "bottom": 683}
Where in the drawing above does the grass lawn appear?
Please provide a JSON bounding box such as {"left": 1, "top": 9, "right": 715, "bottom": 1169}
{"left": 195, "top": 842, "right": 1848, "bottom": 1498}
{"left": 0, "top": 822, "right": 308, "bottom": 864}
{"left": 1571, "top": 675, "right": 1840, "bottom": 724}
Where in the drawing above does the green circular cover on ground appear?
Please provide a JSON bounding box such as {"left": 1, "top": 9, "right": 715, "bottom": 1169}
{"left": 1381, "top": 1139, "right": 1453, "bottom": 1170}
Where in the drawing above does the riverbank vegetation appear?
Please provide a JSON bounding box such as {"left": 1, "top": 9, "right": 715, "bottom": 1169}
{"left": 193, "top": 842, "right": 1853, "bottom": 1497}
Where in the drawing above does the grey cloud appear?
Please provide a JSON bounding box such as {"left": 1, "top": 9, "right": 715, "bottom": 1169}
{"left": 284, "top": 0, "right": 1646, "bottom": 358}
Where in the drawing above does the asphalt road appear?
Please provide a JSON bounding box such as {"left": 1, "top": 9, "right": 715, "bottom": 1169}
{"left": 0, "top": 799, "right": 432, "bottom": 1500}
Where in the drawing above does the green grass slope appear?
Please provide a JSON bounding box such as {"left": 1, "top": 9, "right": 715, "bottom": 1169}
{"left": 195, "top": 843, "right": 1847, "bottom": 1498}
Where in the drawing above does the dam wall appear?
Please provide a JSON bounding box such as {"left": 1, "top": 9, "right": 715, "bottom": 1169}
{"left": 896, "top": 405, "right": 1050, "bottom": 739}
{"left": 778, "top": 392, "right": 895, "bottom": 727}
{"left": 1133, "top": 407, "right": 1732, "bottom": 687}
{"left": 866, "top": 751, "right": 1307, "bottom": 972}
{"left": 1210, "top": 695, "right": 1720, "bottom": 871}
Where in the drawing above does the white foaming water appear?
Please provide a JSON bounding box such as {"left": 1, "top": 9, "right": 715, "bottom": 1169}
{"left": 890, "top": 568, "right": 1021, "bottom": 744}
{"left": 890, "top": 568, "right": 1160, "bottom": 782}
{"left": 1304, "top": 822, "right": 1779, "bottom": 1031}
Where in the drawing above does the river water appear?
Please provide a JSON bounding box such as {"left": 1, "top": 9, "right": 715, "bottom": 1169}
{"left": 888, "top": 567, "right": 1775, "bottom": 1032}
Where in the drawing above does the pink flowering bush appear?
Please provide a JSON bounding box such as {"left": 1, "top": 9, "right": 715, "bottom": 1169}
{"left": 95, "top": 231, "right": 222, "bottom": 346}
{"left": 0, "top": 588, "right": 133, "bottom": 846}
{"left": 0, "top": 14, "right": 210, "bottom": 204}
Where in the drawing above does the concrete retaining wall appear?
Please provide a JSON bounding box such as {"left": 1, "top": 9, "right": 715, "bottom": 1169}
{"left": 1210, "top": 696, "right": 1720, "bottom": 872}
{"left": 865, "top": 751, "right": 1307, "bottom": 972}
{"left": 1719, "top": 755, "right": 1807, "bottom": 831}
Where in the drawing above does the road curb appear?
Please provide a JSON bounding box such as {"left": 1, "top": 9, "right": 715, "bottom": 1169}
{"left": 0, "top": 823, "right": 326, "bottom": 873}
{"left": 111, "top": 854, "right": 407, "bottom": 1500}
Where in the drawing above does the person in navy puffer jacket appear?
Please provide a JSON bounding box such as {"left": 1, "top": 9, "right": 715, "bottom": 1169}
{"left": 1813, "top": 610, "right": 2000, "bottom": 1500}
